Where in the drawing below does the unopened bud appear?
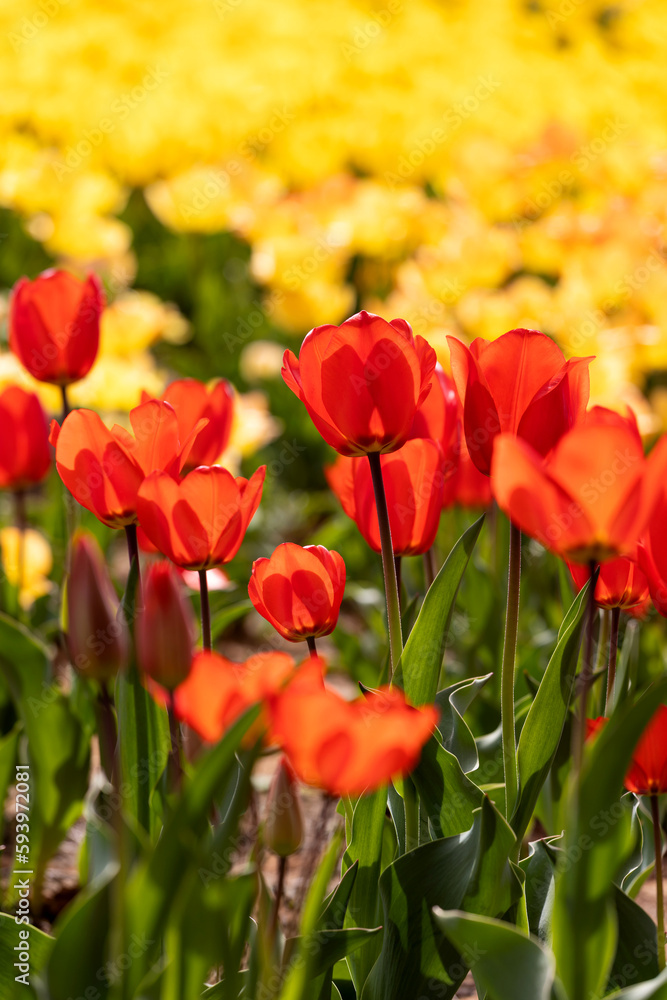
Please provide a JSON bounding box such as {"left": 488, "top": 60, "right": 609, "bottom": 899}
{"left": 66, "top": 531, "right": 128, "bottom": 682}
{"left": 136, "top": 561, "right": 195, "bottom": 690}
{"left": 263, "top": 756, "right": 303, "bottom": 857}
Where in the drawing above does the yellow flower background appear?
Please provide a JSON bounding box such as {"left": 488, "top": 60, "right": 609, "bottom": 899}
{"left": 1, "top": 0, "right": 667, "bottom": 432}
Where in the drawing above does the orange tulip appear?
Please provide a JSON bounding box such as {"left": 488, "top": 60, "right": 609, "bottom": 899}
{"left": 50, "top": 399, "right": 198, "bottom": 528}
{"left": 491, "top": 407, "right": 667, "bottom": 562}
{"left": 268, "top": 681, "right": 438, "bottom": 797}
{"left": 136, "top": 464, "right": 265, "bottom": 569}
{"left": 173, "top": 649, "right": 313, "bottom": 743}
{"left": 568, "top": 556, "right": 650, "bottom": 611}
{"left": 282, "top": 310, "right": 436, "bottom": 456}
{"left": 142, "top": 377, "right": 234, "bottom": 473}
{"left": 326, "top": 438, "right": 445, "bottom": 556}
{"left": 249, "top": 543, "right": 345, "bottom": 642}
{"left": 136, "top": 562, "right": 196, "bottom": 690}
{"left": 10, "top": 269, "right": 104, "bottom": 385}
{"left": 448, "top": 328, "right": 592, "bottom": 475}
{"left": 0, "top": 386, "right": 51, "bottom": 491}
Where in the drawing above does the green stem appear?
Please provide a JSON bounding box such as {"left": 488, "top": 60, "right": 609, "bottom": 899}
{"left": 199, "top": 569, "right": 211, "bottom": 651}
{"left": 167, "top": 690, "right": 183, "bottom": 794}
{"left": 306, "top": 635, "right": 318, "bottom": 658}
{"left": 592, "top": 607, "right": 609, "bottom": 716}
{"left": 404, "top": 777, "right": 419, "bottom": 852}
{"left": 423, "top": 547, "right": 437, "bottom": 591}
{"left": 573, "top": 561, "right": 598, "bottom": 776}
{"left": 270, "top": 855, "right": 287, "bottom": 941}
{"left": 501, "top": 521, "right": 522, "bottom": 819}
{"left": 394, "top": 555, "right": 402, "bottom": 615}
{"left": 60, "top": 384, "right": 71, "bottom": 423}
{"left": 367, "top": 452, "right": 403, "bottom": 680}
{"left": 124, "top": 523, "right": 141, "bottom": 590}
{"left": 96, "top": 684, "right": 119, "bottom": 788}
{"left": 14, "top": 490, "right": 26, "bottom": 608}
{"left": 606, "top": 606, "right": 621, "bottom": 714}
{"left": 652, "top": 792, "right": 665, "bottom": 971}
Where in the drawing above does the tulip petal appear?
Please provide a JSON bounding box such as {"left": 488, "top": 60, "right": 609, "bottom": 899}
{"left": 491, "top": 434, "right": 594, "bottom": 555}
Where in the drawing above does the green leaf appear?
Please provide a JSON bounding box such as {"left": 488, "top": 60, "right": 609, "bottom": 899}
{"left": 519, "top": 837, "right": 560, "bottom": 942}
{"left": 115, "top": 664, "right": 170, "bottom": 838}
{"left": 552, "top": 676, "right": 667, "bottom": 1000}
{"left": 279, "top": 831, "right": 344, "bottom": 1000}
{"left": 0, "top": 911, "right": 53, "bottom": 1000}
{"left": 163, "top": 871, "right": 257, "bottom": 1000}
{"left": 115, "top": 558, "right": 171, "bottom": 838}
{"left": 512, "top": 582, "right": 589, "bottom": 842}
{"left": 361, "top": 828, "right": 481, "bottom": 1000}
{"left": 0, "top": 723, "right": 20, "bottom": 844}
{"left": 461, "top": 796, "right": 521, "bottom": 918}
{"left": 160, "top": 754, "right": 258, "bottom": 1000}
{"left": 341, "top": 789, "right": 387, "bottom": 995}
{"left": 122, "top": 707, "right": 260, "bottom": 997}
{"left": 0, "top": 616, "right": 90, "bottom": 888}
{"left": 435, "top": 674, "right": 492, "bottom": 773}
{"left": 394, "top": 515, "right": 485, "bottom": 705}
{"left": 412, "top": 735, "right": 482, "bottom": 839}
{"left": 285, "top": 927, "right": 383, "bottom": 984}
{"left": 211, "top": 600, "right": 253, "bottom": 642}
{"left": 614, "top": 968, "right": 667, "bottom": 998}
{"left": 607, "top": 886, "right": 659, "bottom": 990}
{"left": 434, "top": 910, "right": 556, "bottom": 1000}
{"left": 46, "top": 858, "right": 118, "bottom": 1000}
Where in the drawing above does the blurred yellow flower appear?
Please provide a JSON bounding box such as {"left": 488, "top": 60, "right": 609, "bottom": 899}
{"left": 0, "top": 527, "right": 53, "bottom": 609}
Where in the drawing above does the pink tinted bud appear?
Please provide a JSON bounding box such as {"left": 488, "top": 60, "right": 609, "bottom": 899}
{"left": 66, "top": 532, "right": 128, "bottom": 682}
{"left": 136, "top": 561, "right": 195, "bottom": 690}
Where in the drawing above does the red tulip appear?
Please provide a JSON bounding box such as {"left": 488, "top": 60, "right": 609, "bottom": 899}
{"left": 10, "top": 269, "right": 104, "bottom": 385}
{"left": 143, "top": 378, "right": 234, "bottom": 473}
{"left": 588, "top": 709, "right": 667, "bottom": 795}
{"left": 0, "top": 386, "right": 51, "bottom": 490}
{"left": 326, "top": 438, "right": 445, "bottom": 556}
{"left": 268, "top": 681, "right": 438, "bottom": 797}
{"left": 442, "top": 433, "right": 492, "bottom": 510}
{"left": 637, "top": 485, "right": 667, "bottom": 617}
{"left": 408, "top": 363, "right": 460, "bottom": 472}
{"left": 249, "top": 543, "right": 345, "bottom": 642}
{"left": 491, "top": 407, "right": 667, "bottom": 562}
{"left": 136, "top": 562, "right": 196, "bottom": 690}
{"left": 50, "top": 399, "right": 198, "bottom": 528}
{"left": 66, "top": 531, "right": 129, "bottom": 682}
{"left": 448, "top": 328, "right": 592, "bottom": 475}
{"left": 568, "top": 556, "right": 650, "bottom": 611}
{"left": 173, "top": 649, "right": 309, "bottom": 743}
{"left": 137, "top": 464, "right": 265, "bottom": 569}
{"left": 282, "top": 310, "right": 436, "bottom": 456}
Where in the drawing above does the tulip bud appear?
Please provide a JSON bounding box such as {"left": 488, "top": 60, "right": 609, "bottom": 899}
{"left": 263, "top": 756, "right": 303, "bottom": 857}
{"left": 136, "top": 561, "right": 195, "bottom": 690}
{"left": 66, "top": 532, "right": 128, "bottom": 682}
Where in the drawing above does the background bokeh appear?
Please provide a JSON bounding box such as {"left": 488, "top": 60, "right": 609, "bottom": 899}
{"left": 1, "top": 0, "right": 666, "bottom": 700}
